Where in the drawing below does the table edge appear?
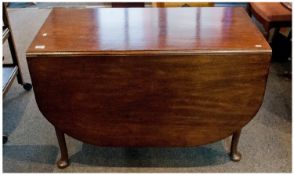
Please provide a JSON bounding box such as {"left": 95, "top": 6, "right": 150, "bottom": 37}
{"left": 26, "top": 49, "right": 272, "bottom": 57}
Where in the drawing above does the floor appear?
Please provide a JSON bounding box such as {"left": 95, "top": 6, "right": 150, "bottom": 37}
{"left": 3, "top": 7, "right": 292, "bottom": 172}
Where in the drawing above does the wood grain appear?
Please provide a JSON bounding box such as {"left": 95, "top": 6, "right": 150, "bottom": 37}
{"left": 27, "top": 7, "right": 271, "bottom": 56}
{"left": 27, "top": 54, "right": 270, "bottom": 146}
{"left": 26, "top": 7, "right": 272, "bottom": 162}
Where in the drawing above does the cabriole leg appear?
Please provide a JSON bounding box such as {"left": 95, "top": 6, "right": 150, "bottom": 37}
{"left": 230, "top": 129, "right": 242, "bottom": 162}
{"left": 55, "top": 127, "right": 69, "bottom": 168}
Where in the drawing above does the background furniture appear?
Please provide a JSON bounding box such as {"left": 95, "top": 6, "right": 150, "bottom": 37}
{"left": 3, "top": 3, "right": 32, "bottom": 95}
{"left": 248, "top": 2, "right": 292, "bottom": 41}
{"left": 248, "top": 2, "right": 292, "bottom": 76}
{"left": 2, "top": 3, "right": 32, "bottom": 143}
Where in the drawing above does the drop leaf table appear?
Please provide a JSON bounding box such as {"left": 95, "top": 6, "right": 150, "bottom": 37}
{"left": 26, "top": 7, "right": 271, "bottom": 168}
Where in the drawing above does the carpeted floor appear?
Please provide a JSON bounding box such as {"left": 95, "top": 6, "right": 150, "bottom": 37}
{"left": 3, "top": 8, "right": 292, "bottom": 172}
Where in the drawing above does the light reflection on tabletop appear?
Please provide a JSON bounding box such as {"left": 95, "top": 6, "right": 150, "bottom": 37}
{"left": 28, "top": 7, "right": 270, "bottom": 53}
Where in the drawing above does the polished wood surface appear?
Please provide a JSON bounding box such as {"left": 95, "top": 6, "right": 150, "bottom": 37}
{"left": 27, "top": 54, "right": 270, "bottom": 146}
{"left": 26, "top": 8, "right": 271, "bottom": 166}
{"left": 27, "top": 7, "right": 271, "bottom": 56}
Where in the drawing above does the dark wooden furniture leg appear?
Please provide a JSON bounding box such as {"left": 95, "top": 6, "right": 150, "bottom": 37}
{"left": 246, "top": 3, "right": 252, "bottom": 17}
{"left": 3, "top": 135, "right": 8, "bottom": 144}
{"left": 230, "top": 129, "right": 242, "bottom": 162}
{"left": 55, "top": 127, "right": 69, "bottom": 168}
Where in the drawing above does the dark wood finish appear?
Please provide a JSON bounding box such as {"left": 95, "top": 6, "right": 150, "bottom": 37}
{"left": 230, "top": 129, "right": 242, "bottom": 161}
{"left": 26, "top": 7, "right": 271, "bottom": 167}
{"left": 28, "top": 53, "right": 270, "bottom": 147}
{"left": 55, "top": 127, "right": 69, "bottom": 168}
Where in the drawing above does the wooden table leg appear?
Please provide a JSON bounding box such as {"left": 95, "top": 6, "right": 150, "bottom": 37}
{"left": 55, "top": 127, "right": 69, "bottom": 168}
{"left": 230, "top": 129, "right": 242, "bottom": 162}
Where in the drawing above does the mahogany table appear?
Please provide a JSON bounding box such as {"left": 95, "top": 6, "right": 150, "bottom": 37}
{"left": 26, "top": 7, "right": 271, "bottom": 168}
